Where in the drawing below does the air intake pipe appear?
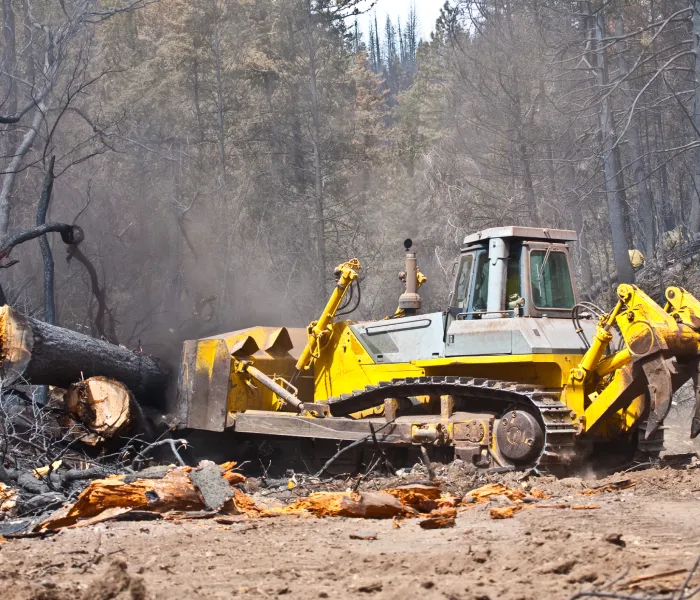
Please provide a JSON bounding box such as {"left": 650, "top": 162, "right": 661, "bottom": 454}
{"left": 398, "top": 239, "right": 421, "bottom": 316}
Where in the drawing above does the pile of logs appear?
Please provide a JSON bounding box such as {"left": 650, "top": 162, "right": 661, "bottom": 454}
{"left": 0, "top": 305, "right": 170, "bottom": 444}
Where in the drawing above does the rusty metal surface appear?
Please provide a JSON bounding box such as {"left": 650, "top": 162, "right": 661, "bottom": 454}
{"left": 176, "top": 339, "right": 230, "bottom": 432}
{"left": 232, "top": 412, "right": 409, "bottom": 443}
{"left": 642, "top": 356, "right": 675, "bottom": 438}
{"left": 453, "top": 420, "right": 486, "bottom": 443}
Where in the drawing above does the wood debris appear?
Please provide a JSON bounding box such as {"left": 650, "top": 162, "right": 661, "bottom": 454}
{"left": 528, "top": 488, "right": 550, "bottom": 499}
{"left": 33, "top": 460, "right": 62, "bottom": 479}
{"left": 67, "top": 506, "right": 133, "bottom": 529}
{"left": 489, "top": 505, "right": 523, "bottom": 519}
{"left": 463, "top": 483, "right": 529, "bottom": 504}
{"left": 622, "top": 569, "right": 688, "bottom": 590}
{"left": 287, "top": 491, "right": 417, "bottom": 519}
{"left": 349, "top": 531, "right": 378, "bottom": 540}
{"left": 420, "top": 506, "right": 457, "bottom": 529}
{"left": 38, "top": 463, "right": 246, "bottom": 531}
{"left": 578, "top": 479, "right": 636, "bottom": 496}
{"left": 25, "top": 461, "right": 578, "bottom": 532}
{"left": 0, "top": 482, "right": 18, "bottom": 512}
{"left": 384, "top": 484, "right": 441, "bottom": 512}
{"left": 463, "top": 482, "right": 551, "bottom": 520}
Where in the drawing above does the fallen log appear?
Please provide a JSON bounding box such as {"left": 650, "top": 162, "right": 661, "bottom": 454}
{"left": 291, "top": 491, "right": 417, "bottom": 519}
{"left": 0, "top": 305, "right": 169, "bottom": 405}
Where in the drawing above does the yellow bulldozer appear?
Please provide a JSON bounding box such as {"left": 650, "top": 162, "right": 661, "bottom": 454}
{"left": 176, "top": 226, "right": 700, "bottom": 470}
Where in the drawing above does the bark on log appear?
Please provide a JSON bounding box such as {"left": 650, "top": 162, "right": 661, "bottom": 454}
{"left": 65, "top": 377, "right": 132, "bottom": 441}
{"left": 0, "top": 305, "right": 169, "bottom": 405}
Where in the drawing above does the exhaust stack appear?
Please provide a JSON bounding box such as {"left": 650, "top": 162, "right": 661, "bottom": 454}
{"left": 398, "top": 239, "right": 421, "bottom": 316}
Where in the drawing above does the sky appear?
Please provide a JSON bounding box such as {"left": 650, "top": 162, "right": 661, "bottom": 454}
{"left": 355, "top": 0, "right": 445, "bottom": 44}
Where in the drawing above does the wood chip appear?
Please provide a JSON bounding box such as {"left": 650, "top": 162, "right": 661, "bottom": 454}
{"left": 489, "top": 505, "right": 522, "bottom": 519}
{"left": 578, "top": 480, "right": 636, "bottom": 496}
{"left": 214, "top": 515, "right": 248, "bottom": 525}
{"left": 527, "top": 488, "right": 550, "bottom": 499}
{"left": 0, "top": 482, "right": 17, "bottom": 512}
{"left": 465, "top": 483, "right": 526, "bottom": 503}
{"left": 349, "top": 531, "right": 378, "bottom": 540}
{"left": 420, "top": 516, "right": 456, "bottom": 529}
{"left": 572, "top": 504, "right": 601, "bottom": 510}
{"left": 68, "top": 506, "right": 132, "bottom": 528}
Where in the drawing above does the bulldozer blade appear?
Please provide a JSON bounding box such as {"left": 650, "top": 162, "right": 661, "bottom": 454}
{"left": 642, "top": 356, "right": 674, "bottom": 439}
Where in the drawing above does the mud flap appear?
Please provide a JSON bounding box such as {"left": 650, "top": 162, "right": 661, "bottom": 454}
{"left": 642, "top": 356, "right": 676, "bottom": 439}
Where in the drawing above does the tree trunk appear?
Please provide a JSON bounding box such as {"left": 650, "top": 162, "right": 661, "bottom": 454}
{"left": 0, "top": 101, "right": 45, "bottom": 241}
{"left": 691, "top": 0, "right": 700, "bottom": 233}
{"left": 213, "top": 13, "right": 226, "bottom": 173}
{"left": 517, "top": 133, "right": 539, "bottom": 226}
{"left": 0, "top": 305, "right": 169, "bottom": 405}
{"left": 37, "top": 157, "right": 56, "bottom": 325}
{"left": 593, "top": 7, "right": 635, "bottom": 283}
{"left": 2, "top": 0, "right": 17, "bottom": 151}
{"left": 614, "top": 5, "right": 655, "bottom": 257}
{"left": 306, "top": 2, "right": 327, "bottom": 299}
{"left": 572, "top": 199, "right": 594, "bottom": 289}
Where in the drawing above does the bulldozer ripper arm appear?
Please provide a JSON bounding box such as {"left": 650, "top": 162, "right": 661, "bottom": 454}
{"left": 574, "top": 284, "right": 700, "bottom": 439}
{"left": 295, "top": 259, "right": 361, "bottom": 372}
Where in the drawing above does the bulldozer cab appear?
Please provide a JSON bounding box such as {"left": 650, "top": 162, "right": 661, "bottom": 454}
{"left": 449, "top": 227, "right": 578, "bottom": 320}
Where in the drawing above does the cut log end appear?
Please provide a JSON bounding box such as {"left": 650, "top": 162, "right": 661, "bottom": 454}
{"left": 0, "top": 305, "right": 33, "bottom": 383}
{"left": 65, "top": 377, "right": 132, "bottom": 440}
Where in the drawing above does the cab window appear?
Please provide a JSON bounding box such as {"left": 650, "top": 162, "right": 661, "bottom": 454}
{"left": 530, "top": 250, "right": 575, "bottom": 309}
{"left": 451, "top": 254, "right": 474, "bottom": 309}
{"left": 506, "top": 246, "right": 521, "bottom": 308}
{"left": 471, "top": 252, "right": 490, "bottom": 312}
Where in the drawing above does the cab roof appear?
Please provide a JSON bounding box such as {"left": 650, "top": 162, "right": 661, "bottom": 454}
{"left": 463, "top": 226, "right": 578, "bottom": 245}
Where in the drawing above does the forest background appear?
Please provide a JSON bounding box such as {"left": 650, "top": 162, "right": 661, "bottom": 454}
{"left": 0, "top": 0, "right": 697, "bottom": 360}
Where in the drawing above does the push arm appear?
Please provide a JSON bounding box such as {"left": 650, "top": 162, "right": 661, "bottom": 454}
{"left": 295, "top": 259, "right": 361, "bottom": 372}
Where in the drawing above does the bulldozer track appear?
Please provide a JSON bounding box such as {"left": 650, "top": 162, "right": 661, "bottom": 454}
{"left": 327, "top": 376, "right": 578, "bottom": 469}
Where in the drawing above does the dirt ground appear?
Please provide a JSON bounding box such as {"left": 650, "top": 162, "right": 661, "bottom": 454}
{"left": 2, "top": 461, "right": 700, "bottom": 600}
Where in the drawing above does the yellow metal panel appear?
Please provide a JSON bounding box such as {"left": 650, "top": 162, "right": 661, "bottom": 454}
{"left": 313, "top": 322, "right": 425, "bottom": 402}
{"left": 194, "top": 339, "right": 222, "bottom": 378}
{"left": 314, "top": 325, "right": 581, "bottom": 409}
{"left": 413, "top": 353, "right": 581, "bottom": 388}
